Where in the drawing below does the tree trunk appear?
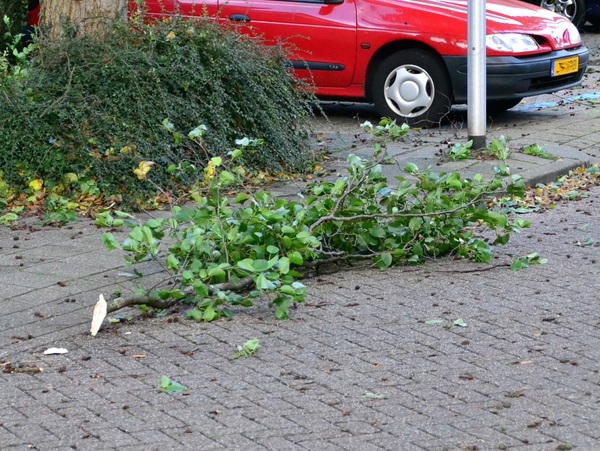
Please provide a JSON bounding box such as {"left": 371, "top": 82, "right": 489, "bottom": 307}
{"left": 40, "top": 0, "right": 127, "bottom": 39}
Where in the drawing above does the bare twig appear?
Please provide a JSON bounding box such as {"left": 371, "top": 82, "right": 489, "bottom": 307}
{"left": 432, "top": 263, "right": 510, "bottom": 273}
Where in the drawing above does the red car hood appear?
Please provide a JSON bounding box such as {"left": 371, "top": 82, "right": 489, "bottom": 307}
{"left": 441, "top": 0, "right": 569, "bottom": 31}
{"left": 358, "top": 0, "right": 580, "bottom": 51}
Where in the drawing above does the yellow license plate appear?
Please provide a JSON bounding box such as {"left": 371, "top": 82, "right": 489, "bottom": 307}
{"left": 551, "top": 56, "right": 579, "bottom": 77}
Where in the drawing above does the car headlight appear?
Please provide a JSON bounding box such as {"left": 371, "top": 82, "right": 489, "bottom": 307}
{"left": 486, "top": 33, "right": 539, "bottom": 53}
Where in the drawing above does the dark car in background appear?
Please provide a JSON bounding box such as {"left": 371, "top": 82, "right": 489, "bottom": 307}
{"left": 522, "top": 0, "right": 600, "bottom": 26}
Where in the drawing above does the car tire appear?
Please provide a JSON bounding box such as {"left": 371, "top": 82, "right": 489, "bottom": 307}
{"left": 537, "top": 0, "right": 586, "bottom": 26}
{"left": 586, "top": 15, "right": 600, "bottom": 26}
{"left": 487, "top": 97, "right": 524, "bottom": 113}
{"left": 371, "top": 50, "right": 452, "bottom": 127}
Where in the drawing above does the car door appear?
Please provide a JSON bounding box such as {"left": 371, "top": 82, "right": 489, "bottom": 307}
{"left": 140, "top": 0, "right": 220, "bottom": 20}
{"left": 216, "top": 0, "right": 358, "bottom": 88}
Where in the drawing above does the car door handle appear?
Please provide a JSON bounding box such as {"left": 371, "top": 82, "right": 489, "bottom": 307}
{"left": 229, "top": 14, "right": 250, "bottom": 22}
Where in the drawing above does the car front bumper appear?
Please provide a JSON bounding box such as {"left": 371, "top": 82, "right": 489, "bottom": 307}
{"left": 444, "top": 45, "right": 589, "bottom": 104}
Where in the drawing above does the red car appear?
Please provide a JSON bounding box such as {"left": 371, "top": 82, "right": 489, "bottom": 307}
{"left": 31, "top": 0, "right": 588, "bottom": 125}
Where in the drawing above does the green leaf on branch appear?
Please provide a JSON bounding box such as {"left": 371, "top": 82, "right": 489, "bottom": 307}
{"left": 207, "top": 266, "right": 226, "bottom": 280}
{"left": 273, "top": 296, "right": 290, "bottom": 320}
{"left": 278, "top": 257, "right": 290, "bottom": 274}
{"left": 185, "top": 309, "right": 202, "bottom": 321}
{"left": 511, "top": 252, "right": 547, "bottom": 271}
{"left": 404, "top": 162, "right": 419, "bottom": 173}
{"left": 408, "top": 217, "right": 423, "bottom": 232}
{"left": 252, "top": 258, "right": 276, "bottom": 272}
{"left": 448, "top": 140, "right": 473, "bottom": 161}
{"left": 494, "top": 234, "right": 510, "bottom": 245}
{"left": 102, "top": 233, "right": 121, "bottom": 251}
{"left": 484, "top": 211, "right": 508, "bottom": 227}
{"left": 157, "top": 290, "right": 171, "bottom": 300}
{"left": 369, "top": 225, "right": 386, "bottom": 238}
{"left": 219, "top": 170, "right": 236, "bottom": 185}
{"left": 187, "top": 124, "right": 207, "bottom": 139}
{"left": 193, "top": 281, "right": 209, "bottom": 298}
{"left": 237, "top": 259, "right": 255, "bottom": 272}
{"left": 166, "top": 254, "right": 180, "bottom": 270}
{"left": 288, "top": 251, "right": 304, "bottom": 266}
{"left": 256, "top": 274, "right": 276, "bottom": 290}
{"left": 379, "top": 252, "right": 393, "bottom": 268}
{"left": 173, "top": 206, "right": 195, "bottom": 222}
{"left": 234, "top": 192, "right": 249, "bottom": 204}
{"left": 203, "top": 304, "right": 217, "bottom": 322}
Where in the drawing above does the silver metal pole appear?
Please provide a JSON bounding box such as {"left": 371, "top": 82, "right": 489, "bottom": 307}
{"left": 467, "top": 0, "right": 487, "bottom": 150}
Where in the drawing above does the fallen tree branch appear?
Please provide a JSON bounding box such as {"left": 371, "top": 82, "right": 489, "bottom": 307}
{"left": 105, "top": 252, "right": 379, "bottom": 313}
{"left": 106, "top": 276, "right": 255, "bottom": 313}
{"left": 94, "top": 131, "right": 529, "bottom": 326}
{"left": 106, "top": 258, "right": 515, "bottom": 314}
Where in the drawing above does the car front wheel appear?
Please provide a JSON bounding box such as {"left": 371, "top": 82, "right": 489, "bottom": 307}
{"left": 538, "top": 0, "right": 586, "bottom": 26}
{"left": 371, "top": 50, "right": 452, "bottom": 126}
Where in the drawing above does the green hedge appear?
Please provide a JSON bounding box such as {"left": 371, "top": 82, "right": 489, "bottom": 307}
{"left": 0, "top": 14, "right": 316, "bottom": 207}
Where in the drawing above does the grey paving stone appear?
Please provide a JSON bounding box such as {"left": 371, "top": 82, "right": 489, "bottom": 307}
{"left": 0, "top": 428, "right": 24, "bottom": 447}
{"left": 253, "top": 435, "right": 306, "bottom": 450}
{"left": 77, "top": 424, "right": 140, "bottom": 448}
{"left": 128, "top": 428, "right": 183, "bottom": 446}
{"left": 329, "top": 435, "right": 389, "bottom": 450}
{"left": 0, "top": 283, "right": 34, "bottom": 299}
{"left": 0, "top": 271, "right": 64, "bottom": 289}
{"left": 367, "top": 429, "right": 435, "bottom": 449}
{"left": 205, "top": 432, "right": 270, "bottom": 449}
{"left": 3, "top": 422, "right": 58, "bottom": 443}
{"left": 302, "top": 439, "right": 357, "bottom": 450}
{"left": 454, "top": 425, "right": 523, "bottom": 448}
{"left": 158, "top": 428, "right": 226, "bottom": 449}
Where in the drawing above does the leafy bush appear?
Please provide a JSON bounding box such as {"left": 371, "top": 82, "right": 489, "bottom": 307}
{"left": 0, "top": 12, "right": 316, "bottom": 208}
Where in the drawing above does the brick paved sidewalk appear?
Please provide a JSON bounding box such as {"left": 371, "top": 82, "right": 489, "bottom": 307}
{"left": 4, "top": 56, "right": 600, "bottom": 449}
{"left": 1, "top": 176, "right": 600, "bottom": 450}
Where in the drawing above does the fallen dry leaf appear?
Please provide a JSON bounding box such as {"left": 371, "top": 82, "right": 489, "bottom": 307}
{"left": 43, "top": 348, "right": 68, "bottom": 355}
{"left": 90, "top": 294, "right": 108, "bottom": 336}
